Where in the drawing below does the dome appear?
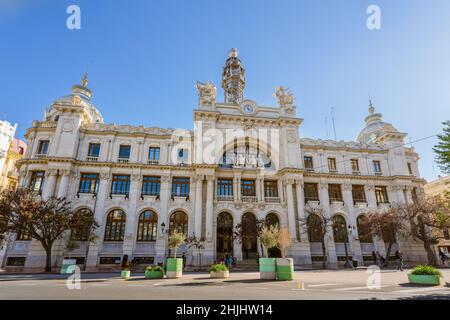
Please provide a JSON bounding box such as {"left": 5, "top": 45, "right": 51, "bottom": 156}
{"left": 45, "top": 73, "right": 104, "bottom": 124}
{"left": 357, "top": 101, "right": 398, "bottom": 144}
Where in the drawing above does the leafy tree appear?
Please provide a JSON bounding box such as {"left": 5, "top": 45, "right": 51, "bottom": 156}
{"left": 0, "top": 188, "right": 97, "bottom": 272}
{"left": 299, "top": 205, "right": 333, "bottom": 268}
{"left": 433, "top": 120, "right": 450, "bottom": 174}
{"left": 259, "top": 225, "right": 279, "bottom": 258}
{"left": 397, "top": 196, "right": 450, "bottom": 266}
{"left": 187, "top": 234, "right": 205, "bottom": 270}
{"left": 168, "top": 230, "right": 187, "bottom": 258}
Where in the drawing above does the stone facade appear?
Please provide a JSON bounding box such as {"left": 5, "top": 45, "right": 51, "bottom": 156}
{"left": 1, "top": 50, "right": 428, "bottom": 272}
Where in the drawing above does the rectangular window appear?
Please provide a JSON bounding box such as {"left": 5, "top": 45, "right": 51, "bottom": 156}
{"left": 37, "top": 140, "right": 49, "bottom": 155}
{"left": 241, "top": 180, "right": 256, "bottom": 197}
{"left": 351, "top": 159, "right": 360, "bottom": 173}
{"left": 352, "top": 185, "right": 366, "bottom": 204}
{"left": 328, "top": 158, "right": 337, "bottom": 172}
{"left": 118, "top": 145, "right": 131, "bottom": 159}
{"left": 111, "top": 175, "right": 131, "bottom": 195}
{"left": 264, "top": 180, "right": 278, "bottom": 198}
{"left": 372, "top": 160, "right": 382, "bottom": 174}
{"left": 6, "top": 257, "right": 26, "bottom": 267}
{"left": 217, "top": 178, "right": 233, "bottom": 196}
{"left": 375, "top": 186, "right": 389, "bottom": 205}
{"left": 172, "top": 177, "right": 190, "bottom": 197}
{"left": 328, "top": 184, "right": 343, "bottom": 202}
{"left": 99, "top": 257, "right": 121, "bottom": 265}
{"left": 148, "top": 147, "right": 160, "bottom": 161}
{"left": 131, "top": 257, "right": 155, "bottom": 265}
{"left": 78, "top": 173, "right": 99, "bottom": 194}
{"left": 142, "top": 176, "right": 161, "bottom": 196}
{"left": 30, "top": 171, "right": 45, "bottom": 193}
{"left": 304, "top": 156, "right": 314, "bottom": 170}
{"left": 304, "top": 183, "right": 319, "bottom": 202}
{"left": 88, "top": 143, "right": 100, "bottom": 157}
{"left": 64, "top": 257, "right": 86, "bottom": 265}
{"left": 407, "top": 162, "right": 413, "bottom": 175}
{"left": 16, "top": 225, "right": 32, "bottom": 241}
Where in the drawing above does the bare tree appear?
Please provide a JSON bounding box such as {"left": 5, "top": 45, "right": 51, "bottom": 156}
{"left": 298, "top": 205, "right": 333, "bottom": 269}
{"left": 233, "top": 217, "right": 266, "bottom": 257}
{"left": 0, "top": 188, "right": 98, "bottom": 272}
{"left": 396, "top": 196, "right": 450, "bottom": 266}
{"left": 187, "top": 234, "right": 206, "bottom": 270}
{"left": 277, "top": 227, "right": 291, "bottom": 258}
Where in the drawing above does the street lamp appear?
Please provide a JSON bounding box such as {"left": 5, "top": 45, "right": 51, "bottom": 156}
{"left": 337, "top": 222, "right": 352, "bottom": 269}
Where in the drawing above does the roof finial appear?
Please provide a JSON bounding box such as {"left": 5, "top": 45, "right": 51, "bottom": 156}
{"left": 368, "top": 96, "right": 375, "bottom": 114}
{"left": 81, "top": 71, "right": 89, "bottom": 87}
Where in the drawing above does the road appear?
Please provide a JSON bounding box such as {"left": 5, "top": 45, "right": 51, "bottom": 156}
{"left": 0, "top": 269, "right": 449, "bottom": 300}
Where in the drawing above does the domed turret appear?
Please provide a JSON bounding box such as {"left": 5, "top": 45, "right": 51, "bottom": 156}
{"left": 45, "top": 73, "right": 104, "bottom": 124}
{"left": 357, "top": 100, "right": 398, "bottom": 144}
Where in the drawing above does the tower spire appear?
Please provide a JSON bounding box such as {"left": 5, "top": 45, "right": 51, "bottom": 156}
{"left": 222, "top": 48, "right": 245, "bottom": 104}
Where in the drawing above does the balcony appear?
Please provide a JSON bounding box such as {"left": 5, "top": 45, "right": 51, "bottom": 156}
{"left": 377, "top": 202, "right": 391, "bottom": 209}
{"left": 265, "top": 196, "right": 280, "bottom": 203}
{"left": 354, "top": 201, "right": 368, "bottom": 208}
{"left": 217, "top": 195, "right": 233, "bottom": 202}
{"left": 86, "top": 156, "right": 99, "bottom": 162}
{"left": 35, "top": 154, "right": 47, "bottom": 159}
{"left": 242, "top": 196, "right": 257, "bottom": 203}
{"left": 305, "top": 200, "right": 320, "bottom": 208}
{"left": 147, "top": 160, "right": 159, "bottom": 165}
{"left": 117, "top": 158, "right": 129, "bottom": 164}
{"left": 374, "top": 171, "right": 383, "bottom": 176}
{"left": 352, "top": 171, "right": 360, "bottom": 175}
{"left": 39, "top": 121, "right": 57, "bottom": 128}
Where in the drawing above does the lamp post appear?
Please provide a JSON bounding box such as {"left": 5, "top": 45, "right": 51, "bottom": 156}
{"left": 161, "top": 222, "right": 169, "bottom": 260}
{"left": 334, "top": 222, "right": 352, "bottom": 269}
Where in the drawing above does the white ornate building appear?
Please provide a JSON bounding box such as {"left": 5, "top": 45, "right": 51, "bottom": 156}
{"left": 1, "top": 49, "right": 428, "bottom": 271}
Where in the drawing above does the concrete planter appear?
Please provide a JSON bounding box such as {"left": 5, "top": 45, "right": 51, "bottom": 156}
{"left": 210, "top": 271, "right": 229, "bottom": 279}
{"left": 167, "top": 258, "right": 183, "bottom": 278}
{"left": 408, "top": 274, "right": 441, "bottom": 286}
{"left": 276, "top": 258, "right": 294, "bottom": 281}
{"left": 121, "top": 270, "right": 131, "bottom": 279}
{"left": 145, "top": 270, "right": 164, "bottom": 279}
{"left": 259, "top": 258, "right": 276, "bottom": 280}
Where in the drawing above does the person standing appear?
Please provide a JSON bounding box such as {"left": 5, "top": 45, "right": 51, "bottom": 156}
{"left": 182, "top": 252, "right": 186, "bottom": 271}
{"left": 395, "top": 250, "right": 404, "bottom": 271}
{"left": 372, "top": 251, "right": 378, "bottom": 266}
{"left": 439, "top": 250, "right": 447, "bottom": 266}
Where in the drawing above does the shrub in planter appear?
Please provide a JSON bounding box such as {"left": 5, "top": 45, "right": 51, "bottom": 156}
{"left": 121, "top": 269, "right": 131, "bottom": 279}
{"left": 166, "top": 231, "right": 187, "bottom": 278}
{"left": 210, "top": 264, "right": 229, "bottom": 279}
{"left": 120, "top": 254, "right": 131, "bottom": 279}
{"left": 145, "top": 266, "right": 165, "bottom": 279}
{"left": 259, "top": 225, "right": 279, "bottom": 280}
{"left": 408, "top": 265, "right": 442, "bottom": 286}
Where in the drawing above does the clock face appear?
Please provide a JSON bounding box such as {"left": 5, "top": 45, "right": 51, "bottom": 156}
{"left": 243, "top": 104, "right": 254, "bottom": 113}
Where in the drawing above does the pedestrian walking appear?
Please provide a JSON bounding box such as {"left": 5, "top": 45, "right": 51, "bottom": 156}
{"left": 372, "top": 251, "right": 377, "bottom": 266}
{"left": 439, "top": 250, "right": 447, "bottom": 266}
{"left": 395, "top": 250, "right": 404, "bottom": 271}
{"left": 224, "top": 254, "right": 230, "bottom": 268}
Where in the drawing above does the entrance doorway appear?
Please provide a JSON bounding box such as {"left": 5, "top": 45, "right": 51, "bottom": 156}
{"left": 241, "top": 212, "right": 258, "bottom": 260}
{"left": 266, "top": 213, "right": 282, "bottom": 258}
{"left": 217, "top": 212, "right": 234, "bottom": 258}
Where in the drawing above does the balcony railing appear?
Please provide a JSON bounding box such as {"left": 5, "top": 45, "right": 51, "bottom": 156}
{"left": 35, "top": 154, "right": 47, "bottom": 159}
{"left": 86, "top": 156, "right": 99, "bottom": 162}
{"left": 117, "top": 158, "right": 129, "bottom": 164}
{"left": 377, "top": 202, "right": 391, "bottom": 209}
{"left": 217, "top": 195, "right": 233, "bottom": 202}
{"left": 147, "top": 160, "right": 159, "bottom": 165}
{"left": 242, "top": 196, "right": 257, "bottom": 203}
{"left": 265, "top": 196, "right": 280, "bottom": 203}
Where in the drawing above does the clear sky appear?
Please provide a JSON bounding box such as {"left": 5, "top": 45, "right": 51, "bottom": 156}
{"left": 1, "top": 0, "right": 449, "bottom": 181}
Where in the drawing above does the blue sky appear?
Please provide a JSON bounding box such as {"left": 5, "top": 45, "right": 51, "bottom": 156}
{"left": 1, "top": 0, "right": 449, "bottom": 181}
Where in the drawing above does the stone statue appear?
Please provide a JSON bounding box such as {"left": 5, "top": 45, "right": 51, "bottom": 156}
{"left": 196, "top": 81, "right": 216, "bottom": 107}
{"left": 274, "top": 86, "right": 295, "bottom": 114}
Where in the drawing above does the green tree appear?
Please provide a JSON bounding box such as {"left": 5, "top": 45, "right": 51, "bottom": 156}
{"left": 433, "top": 120, "right": 450, "bottom": 174}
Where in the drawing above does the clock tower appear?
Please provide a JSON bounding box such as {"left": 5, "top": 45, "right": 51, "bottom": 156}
{"left": 222, "top": 48, "right": 246, "bottom": 104}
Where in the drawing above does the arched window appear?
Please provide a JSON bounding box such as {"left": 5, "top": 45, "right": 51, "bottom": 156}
{"left": 357, "top": 215, "right": 372, "bottom": 243}
{"left": 265, "top": 213, "right": 279, "bottom": 227}
{"left": 169, "top": 211, "right": 188, "bottom": 235}
{"left": 104, "top": 209, "right": 126, "bottom": 241}
{"left": 71, "top": 208, "right": 94, "bottom": 241}
{"left": 307, "top": 214, "right": 323, "bottom": 243}
{"left": 137, "top": 210, "right": 158, "bottom": 241}
{"left": 332, "top": 215, "right": 348, "bottom": 243}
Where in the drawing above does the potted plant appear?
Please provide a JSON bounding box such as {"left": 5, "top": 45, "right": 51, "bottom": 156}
{"left": 120, "top": 254, "right": 131, "bottom": 279}
{"left": 275, "top": 227, "right": 294, "bottom": 281}
{"left": 259, "top": 225, "right": 279, "bottom": 280}
{"left": 408, "top": 265, "right": 442, "bottom": 285}
{"left": 209, "top": 263, "right": 229, "bottom": 279}
{"left": 145, "top": 265, "right": 165, "bottom": 279}
{"left": 167, "top": 230, "right": 187, "bottom": 278}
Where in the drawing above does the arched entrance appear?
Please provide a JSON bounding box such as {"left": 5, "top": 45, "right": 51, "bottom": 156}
{"left": 216, "top": 212, "right": 234, "bottom": 257}
{"left": 265, "top": 213, "right": 281, "bottom": 258}
{"left": 241, "top": 212, "right": 258, "bottom": 259}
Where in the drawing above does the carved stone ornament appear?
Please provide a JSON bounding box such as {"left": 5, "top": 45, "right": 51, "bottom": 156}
{"left": 274, "top": 86, "right": 295, "bottom": 112}
{"left": 196, "top": 81, "right": 216, "bottom": 107}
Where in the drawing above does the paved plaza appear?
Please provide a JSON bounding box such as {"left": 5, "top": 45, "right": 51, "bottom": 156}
{"left": 1, "top": 268, "right": 449, "bottom": 300}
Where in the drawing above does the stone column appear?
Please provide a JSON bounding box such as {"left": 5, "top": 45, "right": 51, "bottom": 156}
{"left": 295, "top": 179, "right": 307, "bottom": 240}
{"left": 284, "top": 179, "right": 297, "bottom": 241}
{"left": 42, "top": 169, "right": 57, "bottom": 200}
{"left": 319, "top": 182, "right": 338, "bottom": 267}
{"left": 277, "top": 179, "right": 284, "bottom": 203}
{"left": 233, "top": 176, "right": 238, "bottom": 202}
{"left": 256, "top": 177, "right": 262, "bottom": 202}
{"left": 155, "top": 174, "right": 171, "bottom": 264}
{"left": 204, "top": 176, "right": 215, "bottom": 266}
{"left": 194, "top": 175, "right": 203, "bottom": 238}
{"left": 57, "top": 170, "right": 70, "bottom": 199}
{"left": 342, "top": 183, "right": 362, "bottom": 263}
{"left": 365, "top": 184, "right": 386, "bottom": 257}
{"left": 86, "top": 171, "right": 110, "bottom": 271}
{"left": 122, "top": 174, "right": 140, "bottom": 257}
{"left": 260, "top": 178, "right": 265, "bottom": 202}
